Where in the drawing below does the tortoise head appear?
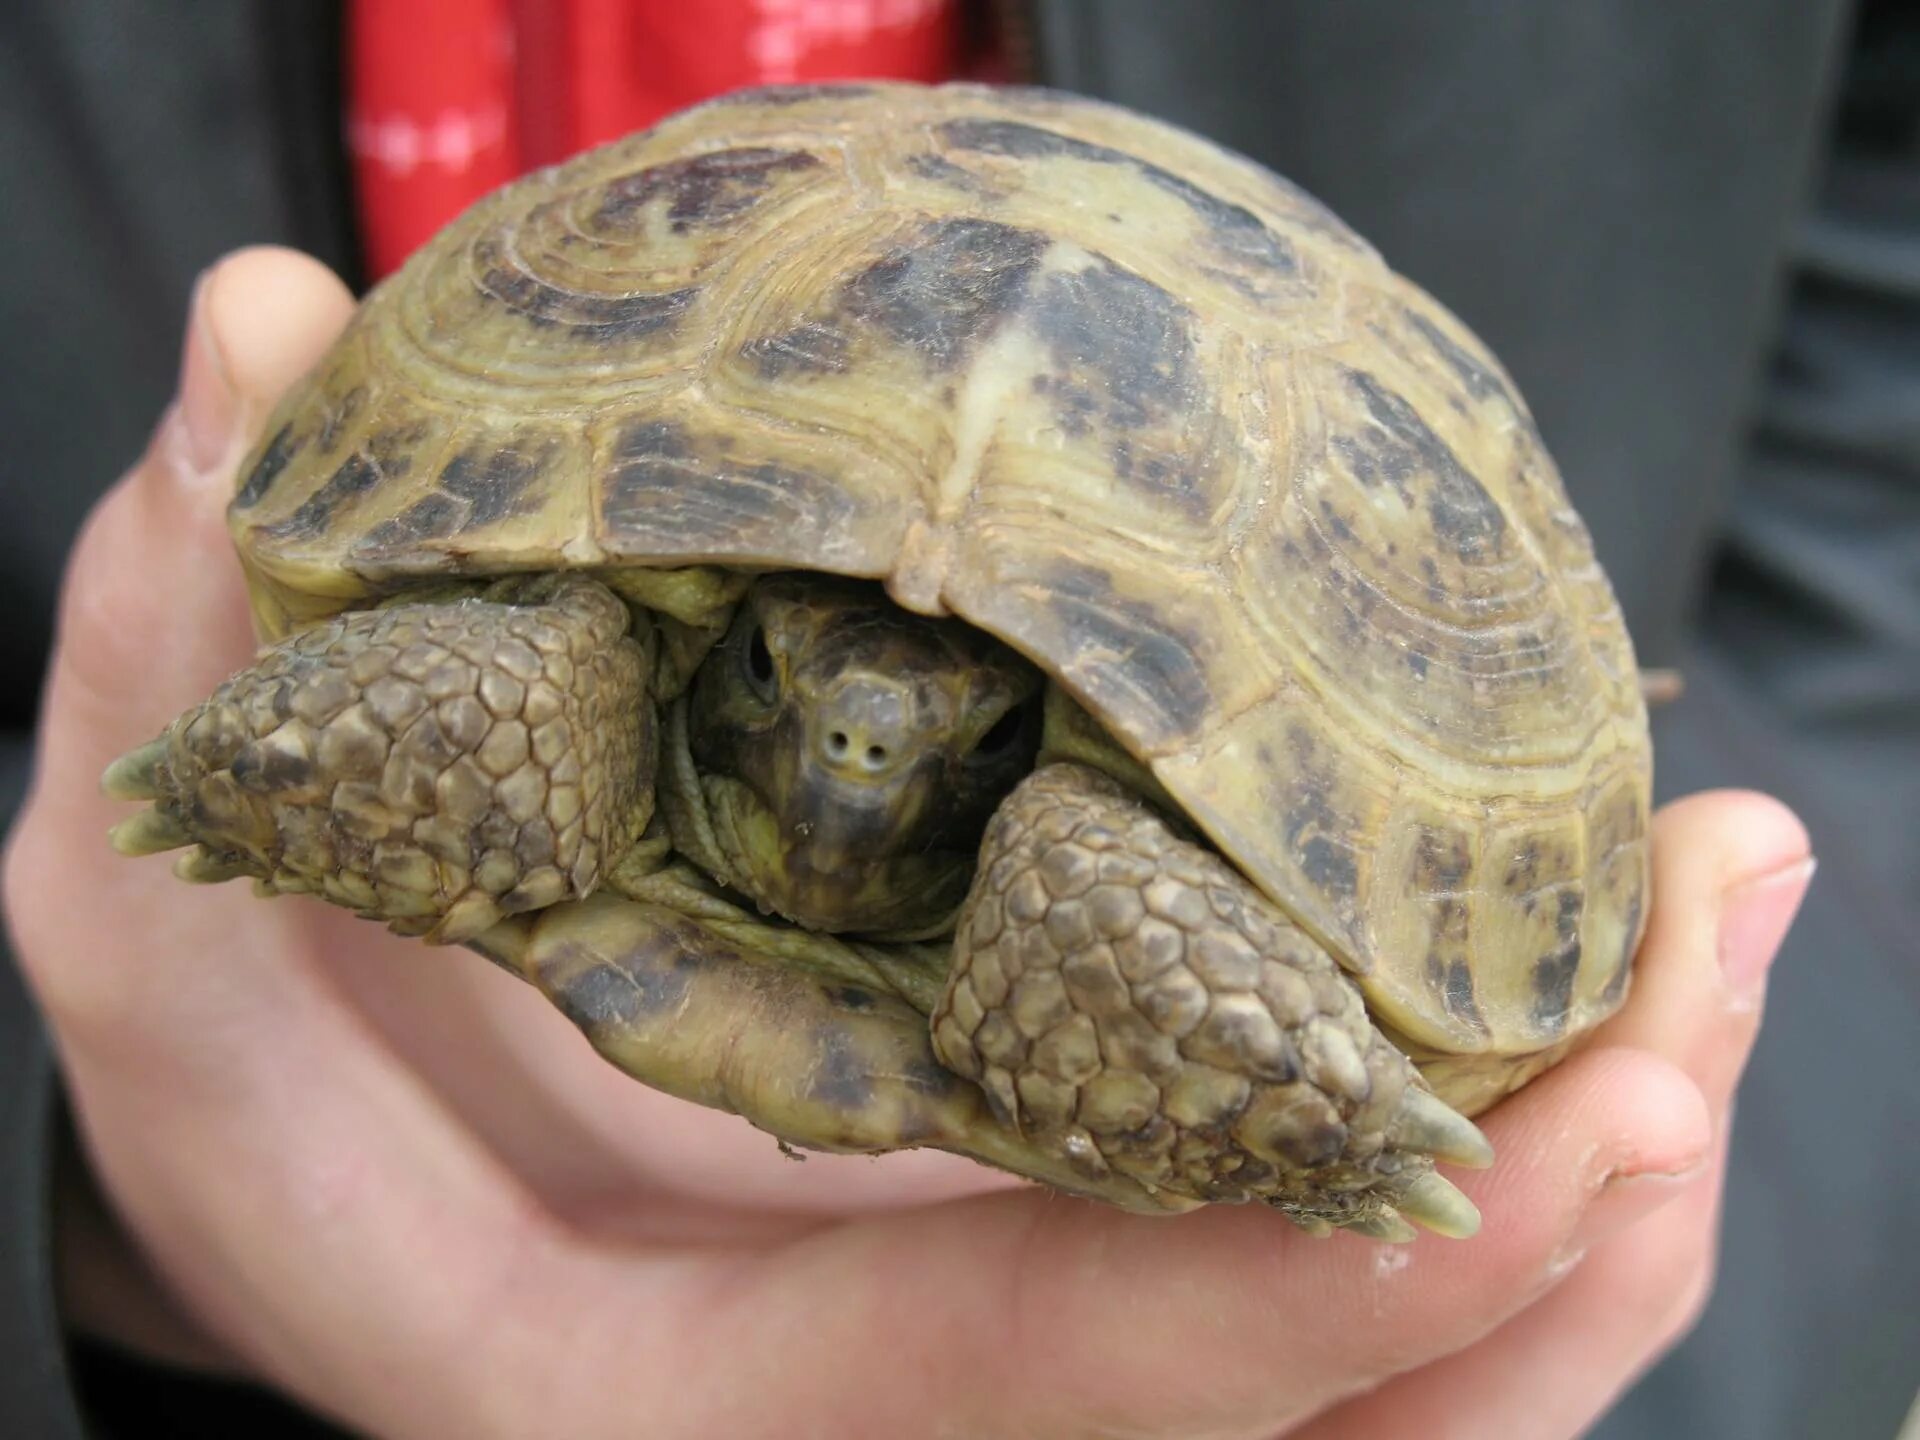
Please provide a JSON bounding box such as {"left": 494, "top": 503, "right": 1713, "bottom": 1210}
{"left": 687, "top": 574, "right": 1043, "bottom": 937}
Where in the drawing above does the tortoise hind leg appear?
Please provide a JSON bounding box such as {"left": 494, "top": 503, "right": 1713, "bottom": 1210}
{"left": 477, "top": 889, "right": 1196, "bottom": 1213}
{"left": 105, "top": 575, "right": 655, "bottom": 943}
{"left": 931, "top": 763, "right": 1491, "bottom": 1240}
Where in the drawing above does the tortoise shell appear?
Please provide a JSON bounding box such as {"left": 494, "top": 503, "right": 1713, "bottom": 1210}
{"left": 229, "top": 82, "right": 1651, "bottom": 1075}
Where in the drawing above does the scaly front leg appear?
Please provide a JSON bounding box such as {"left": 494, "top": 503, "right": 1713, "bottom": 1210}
{"left": 104, "top": 576, "right": 654, "bottom": 943}
{"left": 932, "top": 765, "right": 1492, "bottom": 1239}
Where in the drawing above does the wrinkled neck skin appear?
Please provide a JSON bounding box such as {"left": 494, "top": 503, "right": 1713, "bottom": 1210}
{"left": 676, "top": 574, "right": 1042, "bottom": 940}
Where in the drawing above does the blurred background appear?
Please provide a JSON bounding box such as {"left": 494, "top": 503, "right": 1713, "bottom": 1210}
{"left": 1, "top": 1, "right": 1913, "bottom": 1435}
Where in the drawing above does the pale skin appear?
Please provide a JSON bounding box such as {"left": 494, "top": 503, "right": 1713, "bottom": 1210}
{"left": 3, "top": 249, "right": 1812, "bottom": 1439}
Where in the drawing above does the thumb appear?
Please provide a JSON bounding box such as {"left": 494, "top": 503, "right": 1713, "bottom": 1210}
{"left": 5, "top": 247, "right": 354, "bottom": 1019}
{"left": 177, "top": 245, "right": 360, "bottom": 482}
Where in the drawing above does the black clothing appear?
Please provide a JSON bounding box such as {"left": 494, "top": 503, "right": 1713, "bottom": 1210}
{"left": 3, "top": 3, "right": 1913, "bottom": 1435}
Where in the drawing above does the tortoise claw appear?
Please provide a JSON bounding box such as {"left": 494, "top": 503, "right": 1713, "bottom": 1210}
{"left": 173, "top": 846, "right": 254, "bottom": 884}
{"left": 101, "top": 738, "right": 168, "bottom": 801}
{"left": 1389, "top": 1087, "right": 1495, "bottom": 1169}
{"left": 1344, "top": 1207, "right": 1419, "bottom": 1243}
{"left": 108, "top": 807, "right": 193, "bottom": 857}
{"left": 1394, "top": 1170, "right": 1482, "bottom": 1239}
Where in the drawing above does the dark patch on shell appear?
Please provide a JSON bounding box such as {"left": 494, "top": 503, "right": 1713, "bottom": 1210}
{"left": 438, "top": 444, "right": 548, "bottom": 528}
{"left": 1403, "top": 308, "right": 1511, "bottom": 406}
{"left": 362, "top": 495, "right": 462, "bottom": 551}
{"left": 1030, "top": 258, "right": 1195, "bottom": 432}
{"left": 737, "top": 320, "right": 851, "bottom": 379}
{"left": 592, "top": 147, "right": 821, "bottom": 233}
{"left": 234, "top": 422, "right": 301, "bottom": 509}
{"left": 1040, "top": 561, "right": 1213, "bottom": 744}
{"left": 1414, "top": 827, "right": 1472, "bottom": 893}
{"left": 1530, "top": 890, "right": 1584, "bottom": 1034}
{"left": 354, "top": 443, "right": 548, "bottom": 557}
{"left": 835, "top": 217, "right": 1046, "bottom": 370}
{"left": 1299, "top": 836, "right": 1357, "bottom": 903}
{"left": 601, "top": 418, "right": 855, "bottom": 551}
{"left": 473, "top": 235, "right": 695, "bottom": 340}
{"left": 936, "top": 118, "right": 1298, "bottom": 275}
{"left": 905, "top": 152, "right": 990, "bottom": 192}
{"left": 1316, "top": 498, "right": 1355, "bottom": 545}
{"left": 1438, "top": 957, "right": 1485, "bottom": 1028}
{"left": 1600, "top": 890, "right": 1642, "bottom": 1005}
{"left": 315, "top": 384, "right": 368, "bottom": 455}
{"left": 1340, "top": 370, "right": 1508, "bottom": 563}
{"left": 1280, "top": 725, "right": 1361, "bottom": 910}
{"left": 261, "top": 453, "right": 384, "bottom": 540}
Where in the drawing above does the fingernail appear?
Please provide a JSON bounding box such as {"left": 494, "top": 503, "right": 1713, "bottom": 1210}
{"left": 1559, "top": 1160, "right": 1706, "bottom": 1266}
{"left": 178, "top": 269, "right": 238, "bottom": 473}
{"left": 1719, "top": 856, "right": 1815, "bottom": 1004}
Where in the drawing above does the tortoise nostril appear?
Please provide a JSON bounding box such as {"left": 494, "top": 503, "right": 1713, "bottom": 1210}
{"left": 865, "top": 744, "right": 888, "bottom": 768}
{"left": 827, "top": 731, "right": 851, "bottom": 759}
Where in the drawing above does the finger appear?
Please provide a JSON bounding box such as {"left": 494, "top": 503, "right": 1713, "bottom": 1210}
{"left": 2, "top": 250, "right": 633, "bottom": 1435}
{"left": 552, "top": 1044, "right": 1709, "bottom": 1440}
{"left": 1600, "top": 789, "right": 1812, "bottom": 1113}
{"left": 1298, "top": 1127, "right": 1730, "bottom": 1440}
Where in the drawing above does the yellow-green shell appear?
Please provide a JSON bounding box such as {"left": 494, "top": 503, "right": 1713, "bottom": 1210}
{"left": 229, "top": 82, "right": 1651, "bottom": 1076}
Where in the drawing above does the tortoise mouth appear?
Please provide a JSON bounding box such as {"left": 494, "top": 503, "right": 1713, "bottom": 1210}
{"left": 699, "top": 772, "right": 976, "bottom": 939}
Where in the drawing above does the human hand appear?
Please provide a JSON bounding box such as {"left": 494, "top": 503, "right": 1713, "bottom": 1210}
{"left": 5, "top": 248, "right": 1810, "bottom": 1439}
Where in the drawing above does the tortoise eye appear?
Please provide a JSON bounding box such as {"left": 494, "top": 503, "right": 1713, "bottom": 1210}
{"left": 742, "top": 624, "right": 778, "bottom": 702}
{"left": 969, "top": 700, "right": 1035, "bottom": 766}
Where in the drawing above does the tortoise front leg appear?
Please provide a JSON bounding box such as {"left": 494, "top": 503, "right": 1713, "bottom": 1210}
{"left": 932, "top": 764, "right": 1492, "bottom": 1240}
{"left": 478, "top": 888, "right": 1196, "bottom": 1214}
{"left": 104, "top": 576, "right": 654, "bottom": 943}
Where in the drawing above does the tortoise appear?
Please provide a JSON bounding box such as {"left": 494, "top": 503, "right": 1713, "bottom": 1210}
{"left": 104, "top": 82, "right": 1652, "bottom": 1241}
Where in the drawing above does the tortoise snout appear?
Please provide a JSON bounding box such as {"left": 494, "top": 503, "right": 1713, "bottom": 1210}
{"left": 813, "top": 679, "right": 918, "bottom": 781}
